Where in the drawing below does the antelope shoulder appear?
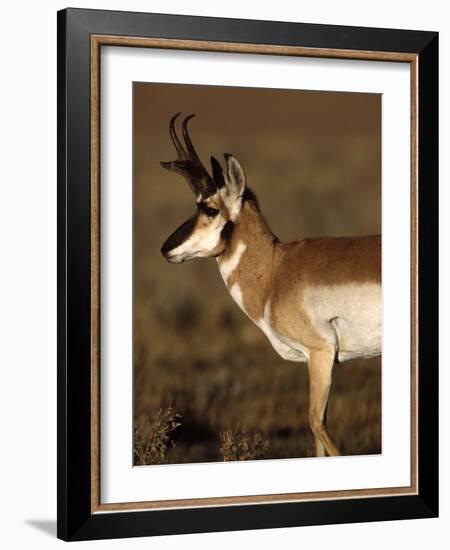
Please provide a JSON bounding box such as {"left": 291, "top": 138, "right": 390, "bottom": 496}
{"left": 256, "top": 301, "right": 309, "bottom": 362}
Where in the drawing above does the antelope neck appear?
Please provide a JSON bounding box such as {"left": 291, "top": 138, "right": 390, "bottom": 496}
{"left": 217, "top": 201, "right": 280, "bottom": 320}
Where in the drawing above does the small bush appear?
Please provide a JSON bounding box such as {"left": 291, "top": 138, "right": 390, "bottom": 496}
{"left": 220, "top": 427, "right": 269, "bottom": 461}
{"left": 134, "top": 408, "right": 181, "bottom": 465}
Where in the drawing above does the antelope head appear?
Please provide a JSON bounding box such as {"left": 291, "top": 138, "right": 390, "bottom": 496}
{"left": 160, "top": 113, "right": 246, "bottom": 263}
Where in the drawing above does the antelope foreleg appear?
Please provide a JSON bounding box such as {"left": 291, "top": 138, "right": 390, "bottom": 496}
{"left": 308, "top": 348, "right": 341, "bottom": 457}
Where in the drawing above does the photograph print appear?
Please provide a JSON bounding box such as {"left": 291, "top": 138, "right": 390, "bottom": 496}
{"left": 133, "top": 82, "right": 381, "bottom": 466}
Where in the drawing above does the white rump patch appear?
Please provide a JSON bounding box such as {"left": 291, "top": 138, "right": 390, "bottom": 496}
{"left": 303, "top": 282, "right": 381, "bottom": 362}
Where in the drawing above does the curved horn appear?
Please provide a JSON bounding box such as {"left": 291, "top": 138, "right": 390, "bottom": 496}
{"left": 160, "top": 113, "right": 217, "bottom": 198}
{"left": 169, "top": 112, "right": 188, "bottom": 159}
{"left": 182, "top": 114, "right": 201, "bottom": 164}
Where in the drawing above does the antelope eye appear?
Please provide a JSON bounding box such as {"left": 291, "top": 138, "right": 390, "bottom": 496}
{"left": 198, "top": 203, "right": 219, "bottom": 217}
{"left": 205, "top": 207, "right": 219, "bottom": 217}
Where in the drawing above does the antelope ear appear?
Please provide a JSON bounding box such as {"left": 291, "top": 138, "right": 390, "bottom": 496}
{"left": 224, "top": 154, "right": 246, "bottom": 198}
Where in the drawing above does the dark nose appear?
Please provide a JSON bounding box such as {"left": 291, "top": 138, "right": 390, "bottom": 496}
{"left": 161, "top": 237, "right": 173, "bottom": 257}
{"left": 160, "top": 215, "right": 197, "bottom": 257}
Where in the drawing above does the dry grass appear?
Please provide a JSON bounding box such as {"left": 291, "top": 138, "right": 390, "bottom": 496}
{"left": 132, "top": 267, "right": 382, "bottom": 465}
{"left": 220, "top": 428, "right": 270, "bottom": 461}
{"left": 134, "top": 408, "right": 182, "bottom": 465}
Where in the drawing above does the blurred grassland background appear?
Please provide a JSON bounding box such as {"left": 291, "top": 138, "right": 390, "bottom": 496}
{"left": 133, "top": 82, "right": 381, "bottom": 465}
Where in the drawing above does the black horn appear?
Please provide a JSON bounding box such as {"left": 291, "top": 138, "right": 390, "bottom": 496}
{"left": 169, "top": 112, "right": 188, "bottom": 159}
{"left": 160, "top": 113, "right": 217, "bottom": 198}
{"left": 182, "top": 114, "right": 202, "bottom": 164}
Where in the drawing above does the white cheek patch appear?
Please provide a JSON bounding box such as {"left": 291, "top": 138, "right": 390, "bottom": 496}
{"left": 170, "top": 217, "right": 225, "bottom": 260}
{"left": 218, "top": 241, "right": 247, "bottom": 285}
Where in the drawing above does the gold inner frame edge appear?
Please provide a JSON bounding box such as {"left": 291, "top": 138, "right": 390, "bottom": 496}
{"left": 90, "top": 34, "right": 419, "bottom": 514}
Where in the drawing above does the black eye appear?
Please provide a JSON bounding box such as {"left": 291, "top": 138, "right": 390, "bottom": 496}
{"left": 205, "top": 207, "right": 219, "bottom": 217}
{"left": 198, "top": 203, "right": 219, "bottom": 217}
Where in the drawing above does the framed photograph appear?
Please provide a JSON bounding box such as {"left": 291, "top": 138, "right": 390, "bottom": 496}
{"left": 57, "top": 8, "right": 438, "bottom": 541}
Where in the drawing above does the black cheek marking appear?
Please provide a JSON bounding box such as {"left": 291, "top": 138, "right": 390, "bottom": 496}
{"left": 161, "top": 215, "right": 197, "bottom": 256}
{"left": 220, "top": 220, "right": 234, "bottom": 242}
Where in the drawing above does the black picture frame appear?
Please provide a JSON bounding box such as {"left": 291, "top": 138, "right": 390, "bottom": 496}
{"left": 57, "top": 7, "right": 438, "bottom": 541}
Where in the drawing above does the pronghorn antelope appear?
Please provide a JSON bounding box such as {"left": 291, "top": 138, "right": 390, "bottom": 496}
{"left": 160, "top": 113, "right": 381, "bottom": 457}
